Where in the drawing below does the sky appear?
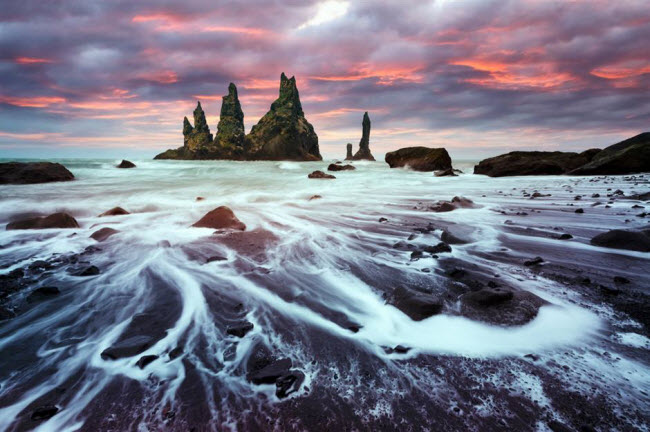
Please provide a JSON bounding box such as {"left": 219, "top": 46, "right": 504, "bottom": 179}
{"left": 1, "top": 0, "right": 649, "bottom": 159}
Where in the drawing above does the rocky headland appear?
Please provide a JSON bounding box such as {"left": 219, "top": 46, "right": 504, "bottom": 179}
{"left": 155, "top": 74, "right": 321, "bottom": 161}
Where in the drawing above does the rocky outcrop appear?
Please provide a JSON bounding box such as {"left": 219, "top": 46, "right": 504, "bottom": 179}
{"left": 385, "top": 147, "right": 452, "bottom": 171}
{"left": 117, "top": 160, "right": 136, "bottom": 168}
{"left": 474, "top": 150, "right": 599, "bottom": 177}
{"left": 345, "top": 143, "right": 353, "bottom": 160}
{"left": 245, "top": 73, "right": 321, "bottom": 161}
{"left": 192, "top": 206, "right": 246, "bottom": 231}
{"left": 349, "top": 112, "right": 375, "bottom": 161}
{"left": 214, "top": 83, "right": 245, "bottom": 151}
{"left": 569, "top": 132, "right": 650, "bottom": 175}
{"left": 0, "top": 162, "right": 74, "bottom": 184}
{"left": 6, "top": 212, "right": 79, "bottom": 230}
{"left": 155, "top": 75, "right": 320, "bottom": 161}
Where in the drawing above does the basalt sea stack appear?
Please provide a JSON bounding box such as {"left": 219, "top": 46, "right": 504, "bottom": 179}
{"left": 155, "top": 74, "right": 321, "bottom": 161}
{"left": 245, "top": 73, "right": 321, "bottom": 161}
{"left": 346, "top": 112, "right": 375, "bottom": 161}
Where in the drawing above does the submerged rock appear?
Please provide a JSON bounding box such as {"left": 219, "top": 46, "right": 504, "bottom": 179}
{"left": 349, "top": 112, "right": 375, "bottom": 161}
{"left": 0, "top": 162, "right": 74, "bottom": 184}
{"left": 26, "top": 286, "right": 60, "bottom": 303}
{"left": 6, "top": 212, "right": 79, "bottom": 230}
{"left": 327, "top": 163, "right": 355, "bottom": 171}
{"left": 117, "top": 160, "right": 136, "bottom": 169}
{"left": 590, "top": 229, "right": 650, "bottom": 252}
{"left": 434, "top": 168, "right": 457, "bottom": 177}
{"left": 31, "top": 405, "right": 59, "bottom": 421}
{"left": 385, "top": 147, "right": 452, "bottom": 172}
{"left": 99, "top": 207, "right": 129, "bottom": 217}
{"left": 308, "top": 170, "right": 335, "bottom": 179}
{"left": 460, "top": 288, "right": 547, "bottom": 326}
{"left": 246, "top": 73, "right": 321, "bottom": 161}
{"left": 192, "top": 206, "right": 246, "bottom": 231}
{"left": 90, "top": 227, "right": 119, "bottom": 242}
{"left": 388, "top": 286, "right": 444, "bottom": 321}
{"left": 248, "top": 358, "right": 293, "bottom": 384}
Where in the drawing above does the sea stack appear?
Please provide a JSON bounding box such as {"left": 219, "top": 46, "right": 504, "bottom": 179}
{"left": 350, "top": 112, "right": 375, "bottom": 161}
{"left": 345, "top": 143, "right": 353, "bottom": 160}
{"left": 215, "top": 83, "right": 245, "bottom": 150}
{"left": 245, "top": 73, "right": 321, "bottom": 161}
{"left": 185, "top": 102, "right": 213, "bottom": 152}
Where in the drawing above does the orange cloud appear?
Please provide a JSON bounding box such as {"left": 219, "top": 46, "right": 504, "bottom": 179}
{"left": 311, "top": 65, "right": 424, "bottom": 85}
{"left": 15, "top": 57, "right": 53, "bottom": 65}
{"left": 591, "top": 62, "right": 650, "bottom": 80}
{"left": 0, "top": 96, "right": 66, "bottom": 108}
{"left": 139, "top": 70, "right": 178, "bottom": 84}
{"left": 202, "top": 26, "right": 270, "bottom": 36}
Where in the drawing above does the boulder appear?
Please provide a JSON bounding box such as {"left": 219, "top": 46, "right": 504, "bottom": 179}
{"left": 590, "top": 229, "right": 650, "bottom": 252}
{"left": 26, "top": 286, "right": 60, "bottom": 303}
{"left": 6, "top": 212, "right": 79, "bottom": 230}
{"left": 388, "top": 286, "right": 444, "bottom": 321}
{"left": 247, "top": 358, "right": 292, "bottom": 384}
{"left": 91, "top": 227, "right": 119, "bottom": 242}
{"left": 226, "top": 321, "right": 254, "bottom": 338}
{"left": 349, "top": 112, "right": 375, "bottom": 161}
{"left": 101, "top": 335, "right": 155, "bottom": 360}
{"left": 569, "top": 132, "right": 650, "bottom": 175}
{"left": 276, "top": 371, "right": 305, "bottom": 398}
{"left": 430, "top": 196, "right": 476, "bottom": 212}
{"left": 117, "top": 160, "right": 136, "bottom": 169}
{"left": 385, "top": 147, "right": 452, "bottom": 172}
{"left": 99, "top": 207, "right": 129, "bottom": 217}
{"left": 327, "top": 163, "right": 355, "bottom": 171}
{"left": 136, "top": 354, "right": 159, "bottom": 369}
{"left": 308, "top": 170, "right": 335, "bottom": 179}
{"left": 474, "top": 150, "right": 598, "bottom": 177}
{"left": 460, "top": 288, "right": 548, "bottom": 326}
{"left": 192, "top": 206, "right": 246, "bottom": 231}
{"left": 0, "top": 162, "right": 74, "bottom": 184}
{"left": 245, "top": 73, "right": 321, "bottom": 161}
{"left": 31, "top": 405, "right": 59, "bottom": 421}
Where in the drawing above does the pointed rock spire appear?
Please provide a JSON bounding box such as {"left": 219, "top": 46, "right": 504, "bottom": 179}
{"left": 193, "top": 101, "right": 210, "bottom": 134}
{"left": 215, "top": 83, "right": 245, "bottom": 149}
{"left": 271, "top": 72, "right": 304, "bottom": 117}
{"left": 352, "top": 111, "right": 375, "bottom": 161}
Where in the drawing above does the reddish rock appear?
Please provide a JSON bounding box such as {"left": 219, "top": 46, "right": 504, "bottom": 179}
{"left": 99, "top": 207, "right": 129, "bottom": 217}
{"left": 6, "top": 212, "right": 79, "bottom": 230}
{"left": 192, "top": 206, "right": 246, "bottom": 231}
{"left": 91, "top": 227, "right": 120, "bottom": 242}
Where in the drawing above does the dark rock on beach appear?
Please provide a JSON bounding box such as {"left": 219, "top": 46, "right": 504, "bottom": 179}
{"left": 385, "top": 147, "right": 452, "bottom": 172}
{"left": 101, "top": 335, "right": 155, "bottom": 360}
{"left": 590, "top": 229, "right": 650, "bottom": 252}
{"left": 226, "top": 321, "right": 254, "bottom": 338}
{"left": 90, "top": 227, "right": 119, "bottom": 242}
{"left": 388, "top": 286, "right": 444, "bottom": 321}
{"left": 31, "top": 405, "right": 59, "bottom": 421}
{"left": 308, "top": 170, "right": 335, "bottom": 179}
{"left": 460, "top": 288, "right": 548, "bottom": 326}
{"left": 6, "top": 212, "right": 79, "bottom": 230}
{"left": 192, "top": 206, "right": 246, "bottom": 231}
{"left": 327, "top": 163, "right": 355, "bottom": 171}
{"left": 26, "top": 286, "right": 60, "bottom": 303}
{"left": 117, "top": 160, "right": 136, "bottom": 168}
{"left": 0, "top": 162, "right": 74, "bottom": 184}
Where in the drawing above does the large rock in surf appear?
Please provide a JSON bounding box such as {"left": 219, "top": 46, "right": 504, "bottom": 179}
{"left": 99, "top": 207, "right": 129, "bottom": 217}
{"left": 328, "top": 163, "right": 355, "bottom": 171}
{"left": 6, "top": 212, "right": 79, "bottom": 230}
{"left": 192, "top": 206, "right": 246, "bottom": 231}
{"left": 117, "top": 160, "right": 136, "bottom": 169}
{"left": 590, "top": 229, "right": 650, "bottom": 252}
{"left": 460, "top": 287, "right": 547, "bottom": 326}
{"left": 474, "top": 150, "right": 598, "bottom": 177}
{"left": 349, "top": 112, "right": 375, "bottom": 161}
{"left": 569, "top": 132, "right": 650, "bottom": 175}
{"left": 385, "top": 147, "right": 452, "bottom": 172}
{"left": 0, "top": 162, "right": 74, "bottom": 184}
{"left": 388, "top": 286, "right": 443, "bottom": 321}
{"left": 245, "top": 73, "right": 321, "bottom": 161}
{"left": 308, "top": 170, "right": 335, "bottom": 179}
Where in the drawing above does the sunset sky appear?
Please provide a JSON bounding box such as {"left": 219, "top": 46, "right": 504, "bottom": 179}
{"left": 1, "top": 0, "right": 649, "bottom": 159}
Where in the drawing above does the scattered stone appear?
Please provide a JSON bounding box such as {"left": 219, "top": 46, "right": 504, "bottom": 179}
{"left": 378, "top": 217, "right": 388, "bottom": 223}
{"left": 387, "top": 286, "right": 443, "bottom": 321}
{"left": 575, "top": 208, "right": 584, "bottom": 214}
{"left": 423, "top": 242, "right": 452, "bottom": 254}
{"left": 308, "top": 195, "right": 322, "bottom": 201}
{"left": 206, "top": 255, "right": 227, "bottom": 263}
{"left": 276, "top": 370, "right": 305, "bottom": 398}
{"left": 31, "top": 405, "right": 59, "bottom": 421}
{"left": 524, "top": 257, "right": 544, "bottom": 266}
{"left": 99, "top": 207, "right": 129, "bottom": 217}
{"left": 327, "top": 163, "right": 355, "bottom": 171}
{"left": 6, "top": 212, "right": 79, "bottom": 230}
{"left": 117, "top": 160, "right": 136, "bottom": 169}
{"left": 0, "top": 162, "right": 74, "bottom": 184}
{"left": 460, "top": 288, "right": 547, "bottom": 326}
{"left": 308, "top": 170, "right": 335, "bottom": 179}
{"left": 90, "top": 227, "right": 119, "bottom": 242}
{"left": 192, "top": 206, "right": 246, "bottom": 231}
{"left": 26, "top": 286, "right": 60, "bottom": 303}
{"left": 613, "top": 276, "right": 630, "bottom": 284}
{"left": 136, "top": 354, "right": 159, "bottom": 369}
{"left": 558, "top": 233, "right": 573, "bottom": 240}
{"left": 248, "top": 358, "right": 293, "bottom": 384}
{"left": 226, "top": 321, "right": 254, "bottom": 338}
{"left": 101, "top": 335, "right": 155, "bottom": 360}
{"left": 393, "top": 345, "right": 410, "bottom": 354}
{"left": 196, "top": 197, "right": 205, "bottom": 201}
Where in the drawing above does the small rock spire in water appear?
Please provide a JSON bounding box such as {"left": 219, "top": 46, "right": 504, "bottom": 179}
{"left": 351, "top": 111, "right": 375, "bottom": 161}
{"left": 345, "top": 143, "right": 353, "bottom": 160}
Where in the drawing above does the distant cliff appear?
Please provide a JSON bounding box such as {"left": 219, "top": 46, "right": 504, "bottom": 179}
{"left": 154, "top": 74, "right": 321, "bottom": 161}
